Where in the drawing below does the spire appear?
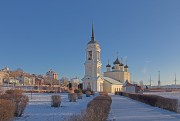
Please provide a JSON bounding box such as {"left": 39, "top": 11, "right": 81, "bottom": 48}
{"left": 88, "top": 23, "right": 98, "bottom": 44}
{"left": 91, "top": 23, "right": 95, "bottom": 41}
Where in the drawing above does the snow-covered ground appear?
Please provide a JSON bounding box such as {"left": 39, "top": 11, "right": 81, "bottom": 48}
{"left": 143, "top": 91, "right": 180, "bottom": 100}
{"left": 14, "top": 92, "right": 180, "bottom": 121}
{"left": 108, "top": 95, "right": 180, "bottom": 121}
{"left": 14, "top": 93, "right": 95, "bottom": 121}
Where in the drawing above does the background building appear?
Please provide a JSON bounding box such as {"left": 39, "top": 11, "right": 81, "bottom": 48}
{"left": 104, "top": 58, "right": 131, "bottom": 83}
{"left": 46, "top": 69, "right": 58, "bottom": 80}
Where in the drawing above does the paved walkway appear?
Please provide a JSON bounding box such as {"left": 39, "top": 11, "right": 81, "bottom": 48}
{"left": 108, "top": 95, "right": 180, "bottom": 121}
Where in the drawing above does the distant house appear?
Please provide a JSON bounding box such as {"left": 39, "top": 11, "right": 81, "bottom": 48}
{"left": 35, "top": 78, "right": 44, "bottom": 85}
{"left": 46, "top": 69, "right": 58, "bottom": 80}
{"left": 0, "top": 71, "right": 9, "bottom": 85}
{"left": 16, "top": 76, "right": 35, "bottom": 85}
{"left": 8, "top": 77, "right": 20, "bottom": 84}
{"left": 123, "top": 80, "right": 141, "bottom": 93}
{"left": 0, "top": 72, "right": 4, "bottom": 85}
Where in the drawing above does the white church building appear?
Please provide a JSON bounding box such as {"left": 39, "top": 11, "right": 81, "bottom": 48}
{"left": 82, "top": 24, "right": 131, "bottom": 93}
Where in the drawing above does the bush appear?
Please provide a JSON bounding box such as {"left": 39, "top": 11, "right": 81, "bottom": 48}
{"left": 51, "top": 95, "right": 61, "bottom": 107}
{"left": 86, "top": 91, "right": 91, "bottom": 97}
{"left": 82, "top": 89, "right": 87, "bottom": 94}
{"left": 77, "top": 93, "right": 83, "bottom": 99}
{"left": 86, "top": 95, "right": 112, "bottom": 121}
{"left": 6, "top": 89, "right": 23, "bottom": 95}
{"left": 91, "top": 91, "right": 95, "bottom": 95}
{"left": 62, "top": 112, "right": 86, "bottom": 121}
{"left": 74, "top": 89, "right": 82, "bottom": 94}
{"left": 121, "top": 92, "right": 178, "bottom": 112}
{"left": 0, "top": 99, "right": 16, "bottom": 121}
{"left": 68, "top": 93, "right": 77, "bottom": 102}
{"left": 99, "top": 92, "right": 108, "bottom": 96}
{"left": 68, "top": 88, "right": 74, "bottom": 93}
{"left": 115, "top": 91, "right": 120, "bottom": 95}
{"left": 0, "top": 90, "right": 29, "bottom": 117}
{"left": 74, "top": 89, "right": 79, "bottom": 93}
{"left": 64, "top": 95, "right": 112, "bottom": 121}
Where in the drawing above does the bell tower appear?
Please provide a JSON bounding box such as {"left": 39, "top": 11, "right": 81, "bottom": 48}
{"left": 82, "top": 24, "right": 104, "bottom": 92}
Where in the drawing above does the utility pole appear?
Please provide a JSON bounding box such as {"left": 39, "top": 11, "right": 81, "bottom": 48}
{"left": 150, "top": 75, "right": 152, "bottom": 88}
{"left": 158, "top": 71, "right": 160, "bottom": 88}
{"left": 175, "top": 73, "right": 177, "bottom": 88}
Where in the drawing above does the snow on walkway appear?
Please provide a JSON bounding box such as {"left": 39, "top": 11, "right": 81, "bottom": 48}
{"left": 108, "top": 95, "right": 180, "bottom": 121}
{"left": 14, "top": 93, "right": 95, "bottom": 121}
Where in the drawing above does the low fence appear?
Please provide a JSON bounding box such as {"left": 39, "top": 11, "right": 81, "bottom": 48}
{"left": 116, "top": 92, "right": 179, "bottom": 113}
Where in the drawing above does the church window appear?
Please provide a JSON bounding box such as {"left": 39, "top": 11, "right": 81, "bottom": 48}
{"left": 88, "top": 51, "right": 92, "bottom": 60}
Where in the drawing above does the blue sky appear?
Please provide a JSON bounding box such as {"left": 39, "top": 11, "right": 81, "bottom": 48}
{"left": 0, "top": 0, "right": 180, "bottom": 85}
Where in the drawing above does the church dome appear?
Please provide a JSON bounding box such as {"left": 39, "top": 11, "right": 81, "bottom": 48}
{"left": 113, "top": 58, "right": 120, "bottom": 65}
{"left": 88, "top": 40, "right": 99, "bottom": 44}
{"left": 106, "top": 64, "right": 111, "bottom": 67}
{"left": 112, "top": 66, "right": 115, "bottom": 69}
{"left": 120, "top": 63, "right": 124, "bottom": 66}
{"left": 124, "top": 65, "right": 128, "bottom": 68}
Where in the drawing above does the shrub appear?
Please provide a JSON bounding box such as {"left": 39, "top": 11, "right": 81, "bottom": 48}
{"left": 6, "top": 89, "right": 23, "bottom": 95}
{"left": 0, "top": 91, "right": 29, "bottom": 117}
{"left": 62, "top": 112, "right": 86, "bottom": 121}
{"left": 86, "top": 95, "right": 112, "bottom": 121}
{"left": 64, "top": 95, "right": 112, "bottom": 121}
{"left": 74, "top": 89, "right": 79, "bottom": 93}
{"left": 91, "top": 91, "right": 95, "bottom": 95}
{"left": 68, "top": 88, "right": 74, "bottom": 93}
{"left": 77, "top": 93, "right": 83, "bottom": 99}
{"left": 51, "top": 95, "right": 61, "bottom": 107}
{"left": 86, "top": 91, "right": 91, "bottom": 97}
{"left": 0, "top": 99, "right": 16, "bottom": 121}
{"left": 74, "top": 89, "right": 82, "bottom": 94}
{"left": 115, "top": 91, "right": 120, "bottom": 95}
{"left": 99, "top": 92, "right": 108, "bottom": 96}
{"left": 121, "top": 92, "right": 178, "bottom": 112}
{"left": 68, "top": 93, "right": 77, "bottom": 102}
{"left": 82, "top": 89, "right": 87, "bottom": 94}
